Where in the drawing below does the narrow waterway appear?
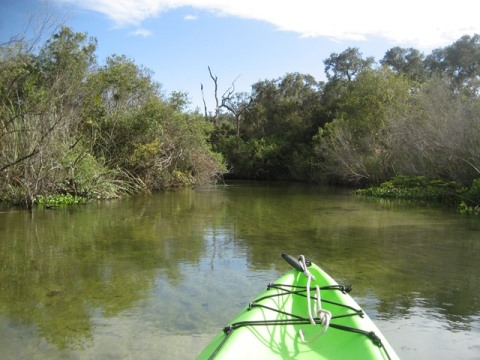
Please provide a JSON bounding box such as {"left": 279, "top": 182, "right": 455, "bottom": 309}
{"left": 0, "top": 182, "right": 479, "bottom": 359}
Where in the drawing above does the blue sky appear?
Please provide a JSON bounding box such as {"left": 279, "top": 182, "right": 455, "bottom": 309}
{"left": 2, "top": 0, "right": 480, "bottom": 110}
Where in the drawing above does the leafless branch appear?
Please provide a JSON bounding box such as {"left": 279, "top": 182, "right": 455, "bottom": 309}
{"left": 0, "top": 147, "right": 39, "bottom": 172}
{"left": 200, "top": 83, "right": 208, "bottom": 118}
{"left": 207, "top": 66, "right": 220, "bottom": 126}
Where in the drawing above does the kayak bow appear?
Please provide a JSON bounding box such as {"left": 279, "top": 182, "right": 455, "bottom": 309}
{"left": 198, "top": 254, "right": 399, "bottom": 360}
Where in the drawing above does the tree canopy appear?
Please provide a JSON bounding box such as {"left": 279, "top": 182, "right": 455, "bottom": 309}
{"left": 206, "top": 36, "right": 480, "bottom": 195}
{"left": 2, "top": 24, "right": 480, "bottom": 209}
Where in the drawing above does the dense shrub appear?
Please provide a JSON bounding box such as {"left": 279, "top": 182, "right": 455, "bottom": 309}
{"left": 0, "top": 27, "right": 224, "bottom": 209}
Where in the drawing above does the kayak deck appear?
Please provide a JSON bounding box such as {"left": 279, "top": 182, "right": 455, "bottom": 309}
{"left": 198, "top": 255, "right": 399, "bottom": 359}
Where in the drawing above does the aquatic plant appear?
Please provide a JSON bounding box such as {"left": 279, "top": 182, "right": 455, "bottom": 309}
{"left": 35, "top": 194, "right": 87, "bottom": 207}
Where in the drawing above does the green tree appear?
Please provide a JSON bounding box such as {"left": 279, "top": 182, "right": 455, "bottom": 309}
{"left": 83, "top": 55, "right": 225, "bottom": 189}
{"left": 324, "top": 47, "right": 374, "bottom": 82}
{"left": 128, "top": 101, "right": 225, "bottom": 189}
{"left": 82, "top": 54, "right": 160, "bottom": 168}
{"left": 220, "top": 73, "right": 323, "bottom": 180}
{"left": 246, "top": 73, "right": 323, "bottom": 141}
{"left": 321, "top": 48, "right": 375, "bottom": 127}
{"left": 0, "top": 27, "right": 103, "bottom": 208}
{"left": 425, "top": 34, "right": 480, "bottom": 94}
{"left": 315, "top": 68, "right": 412, "bottom": 184}
{"left": 381, "top": 46, "right": 426, "bottom": 81}
{"left": 38, "top": 26, "right": 97, "bottom": 96}
{"left": 1, "top": 26, "right": 225, "bottom": 208}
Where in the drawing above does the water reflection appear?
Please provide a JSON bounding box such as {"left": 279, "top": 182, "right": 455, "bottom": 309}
{"left": 0, "top": 182, "right": 479, "bottom": 359}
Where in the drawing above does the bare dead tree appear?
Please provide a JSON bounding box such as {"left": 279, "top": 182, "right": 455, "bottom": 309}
{"left": 200, "top": 66, "right": 222, "bottom": 126}
{"left": 221, "top": 89, "right": 254, "bottom": 137}
{"left": 200, "top": 83, "right": 208, "bottom": 119}
{"left": 201, "top": 66, "right": 255, "bottom": 135}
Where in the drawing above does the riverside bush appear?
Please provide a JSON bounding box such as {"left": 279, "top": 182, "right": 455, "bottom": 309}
{"left": 356, "top": 176, "right": 463, "bottom": 203}
{"left": 357, "top": 176, "right": 480, "bottom": 215}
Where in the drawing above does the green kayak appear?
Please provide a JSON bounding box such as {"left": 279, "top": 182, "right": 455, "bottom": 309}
{"left": 198, "top": 254, "right": 399, "bottom": 360}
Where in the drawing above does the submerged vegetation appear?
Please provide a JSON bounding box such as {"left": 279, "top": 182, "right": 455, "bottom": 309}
{"left": 1, "top": 21, "right": 480, "bottom": 212}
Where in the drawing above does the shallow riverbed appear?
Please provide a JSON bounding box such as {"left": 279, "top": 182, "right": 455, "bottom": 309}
{"left": 1, "top": 182, "right": 479, "bottom": 359}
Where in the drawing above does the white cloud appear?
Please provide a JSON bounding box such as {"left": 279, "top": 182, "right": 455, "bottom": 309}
{"left": 57, "top": 0, "right": 167, "bottom": 26}
{"left": 130, "top": 28, "right": 153, "bottom": 37}
{"left": 57, "top": 0, "right": 480, "bottom": 49}
{"left": 184, "top": 14, "right": 198, "bottom": 21}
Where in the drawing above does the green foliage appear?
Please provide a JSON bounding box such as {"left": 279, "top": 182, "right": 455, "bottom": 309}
{"left": 219, "top": 136, "right": 288, "bottom": 180}
{"left": 460, "top": 178, "right": 480, "bottom": 207}
{"left": 459, "top": 201, "right": 480, "bottom": 215}
{"left": 57, "top": 145, "right": 135, "bottom": 200}
{"left": 337, "top": 68, "right": 412, "bottom": 133}
{"left": 381, "top": 47, "right": 426, "bottom": 82}
{"left": 356, "top": 176, "right": 463, "bottom": 203}
{"left": 214, "top": 35, "right": 480, "bottom": 189}
{"left": 323, "top": 47, "right": 374, "bottom": 82}
{"left": 82, "top": 56, "right": 225, "bottom": 190}
{"left": 222, "top": 73, "right": 323, "bottom": 180}
{"left": 125, "top": 109, "right": 224, "bottom": 189}
{"left": 0, "top": 26, "right": 225, "bottom": 209}
{"left": 314, "top": 68, "right": 412, "bottom": 184}
{"left": 287, "top": 143, "right": 318, "bottom": 181}
{"left": 425, "top": 34, "right": 480, "bottom": 95}
{"left": 358, "top": 176, "right": 480, "bottom": 215}
{"left": 3, "top": 24, "right": 480, "bottom": 211}
{"left": 36, "top": 194, "right": 87, "bottom": 207}
{"left": 247, "top": 73, "right": 323, "bottom": 142}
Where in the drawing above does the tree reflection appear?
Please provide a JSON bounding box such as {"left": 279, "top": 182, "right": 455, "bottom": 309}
{"left": 0, "top": 183, "right": 479, "bottom": 352}
{"left": 0, "top": 189, "right": 212, "bottom": 349}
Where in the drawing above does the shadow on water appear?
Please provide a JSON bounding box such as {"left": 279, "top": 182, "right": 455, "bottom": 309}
{"left": 0, "top": 181, "right": 479, "bottom": 359}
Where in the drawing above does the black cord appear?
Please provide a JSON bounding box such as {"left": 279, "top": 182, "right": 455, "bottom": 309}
{"left": 207, "top": 282, "right": 392, "bottom": 360}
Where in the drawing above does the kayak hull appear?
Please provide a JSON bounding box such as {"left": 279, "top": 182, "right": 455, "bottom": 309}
{"left": 198, "top": 258, "right": 399, "bottom": 359}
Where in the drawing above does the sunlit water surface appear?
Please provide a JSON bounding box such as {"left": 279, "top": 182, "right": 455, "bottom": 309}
{"left": 0, "top": 182, "right": 479, "bottom": 359}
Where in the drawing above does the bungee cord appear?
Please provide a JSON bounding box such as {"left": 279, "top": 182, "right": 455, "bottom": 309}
{"left": 207, "top": 254, "right": 392, "bottom": 360}
{"left": 297, "top": 254, "right": 332, "bottom": 343}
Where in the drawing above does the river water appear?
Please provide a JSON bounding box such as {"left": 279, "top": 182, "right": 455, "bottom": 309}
{"left": 0, "top": 181, "right": 479, "bottom": 359}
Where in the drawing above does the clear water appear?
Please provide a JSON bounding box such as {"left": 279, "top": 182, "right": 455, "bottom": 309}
{"left": 0, "top": 181, "right": 479, "bottom": 359}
